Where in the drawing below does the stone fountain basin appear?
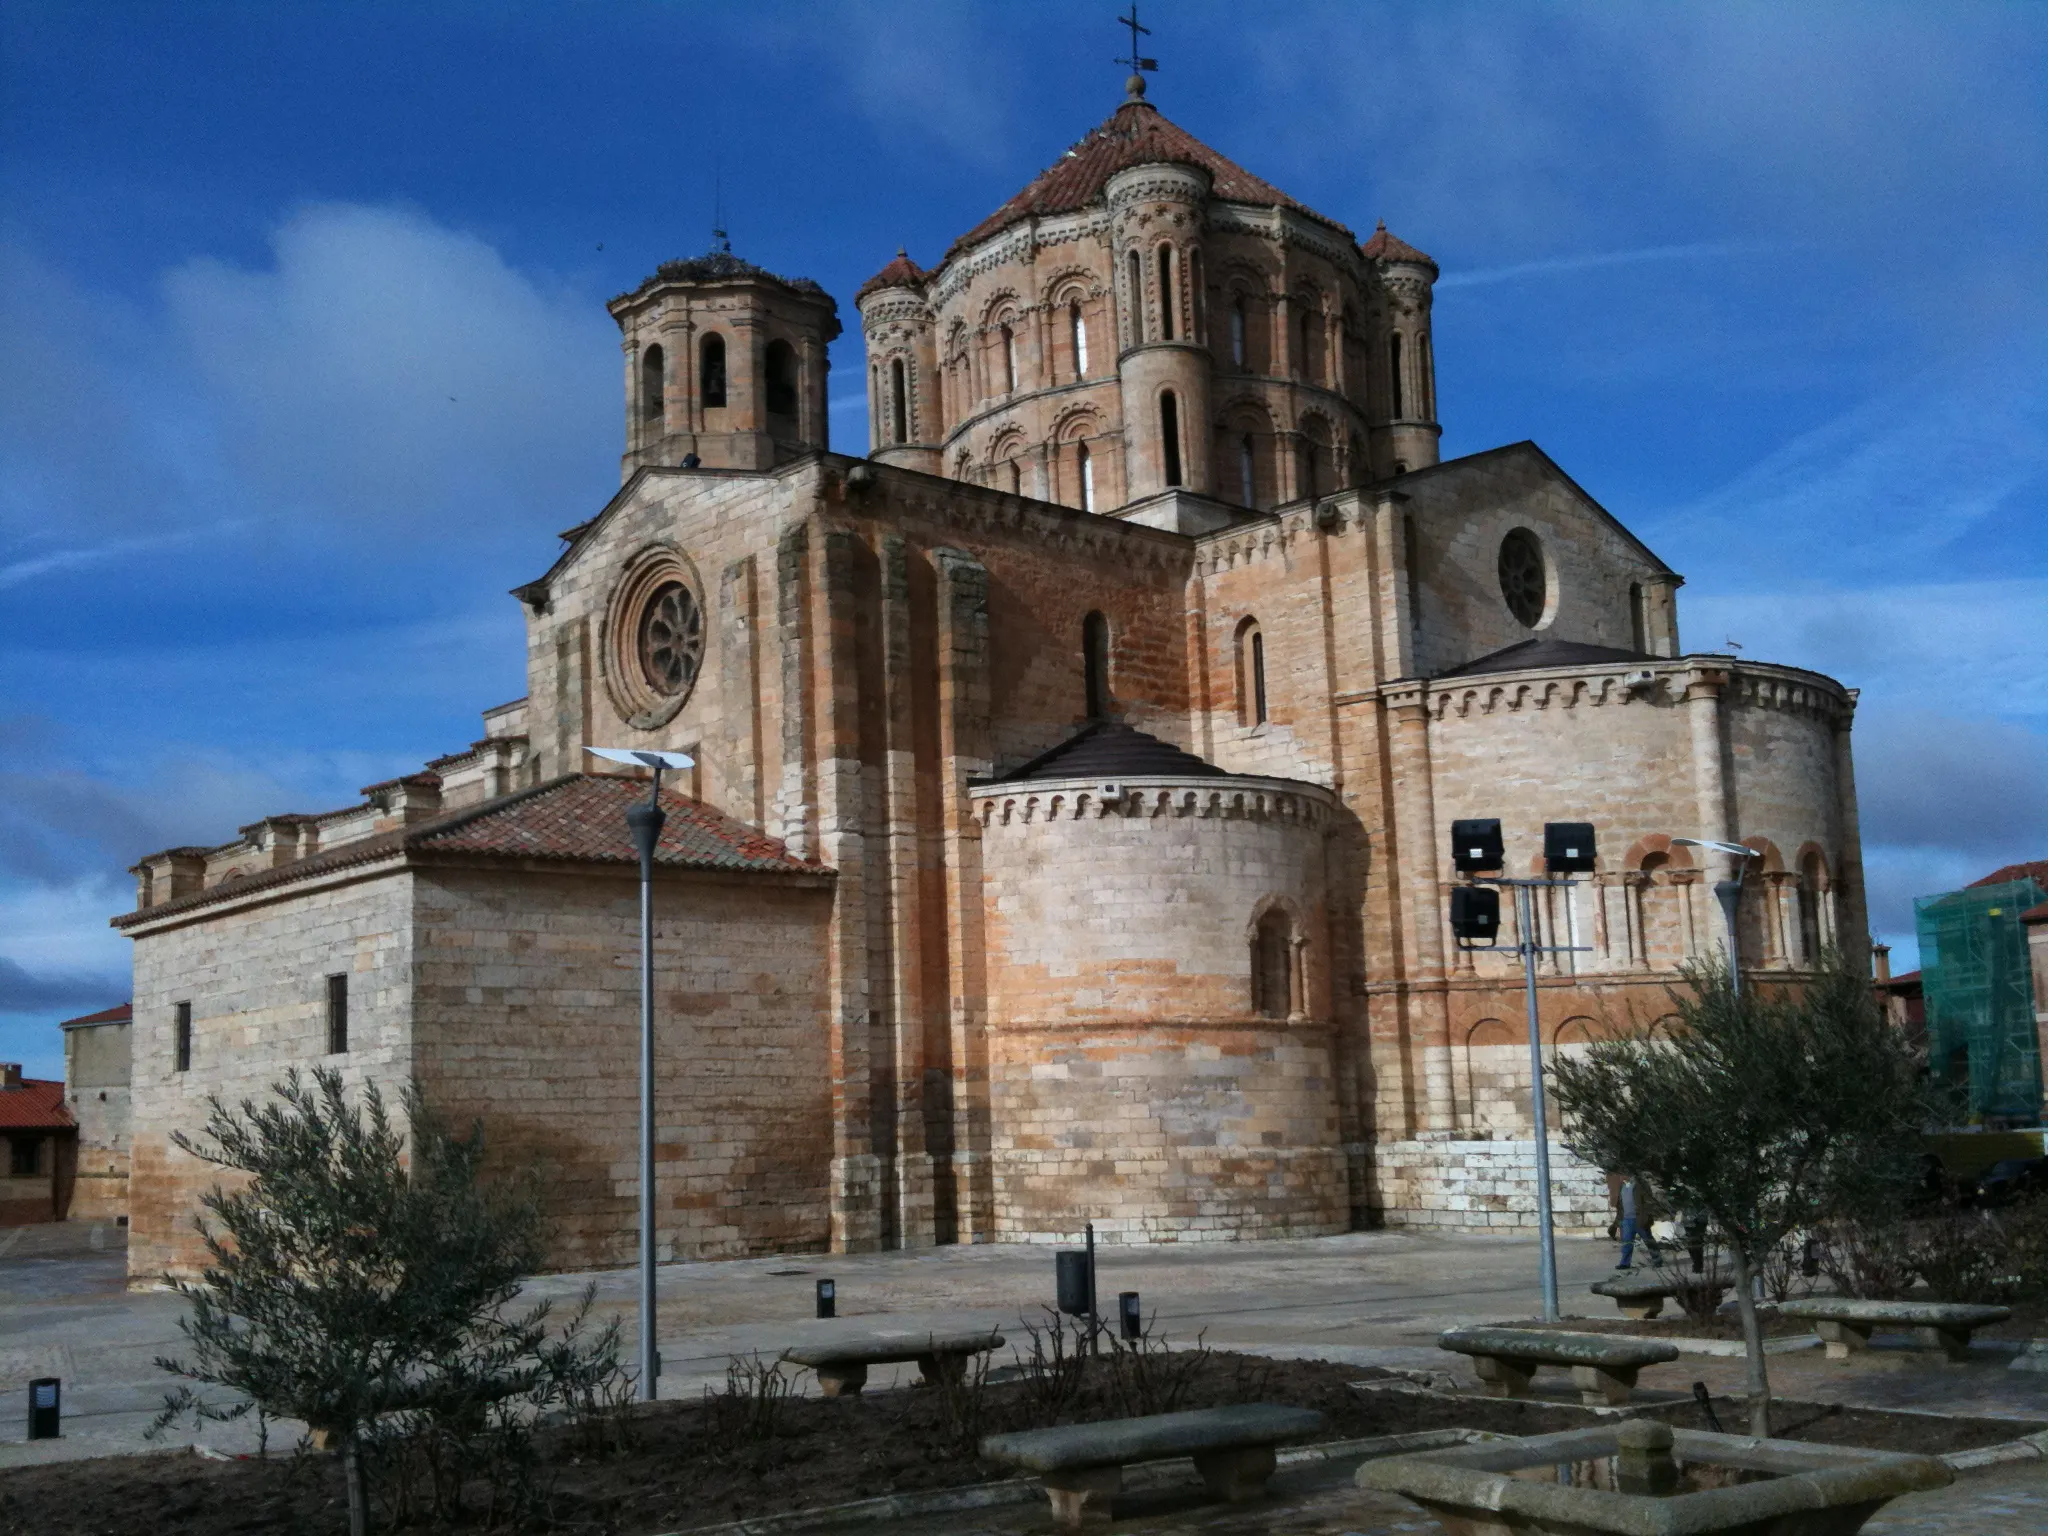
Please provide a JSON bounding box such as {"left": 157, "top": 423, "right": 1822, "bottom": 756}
{"left": 1354, "top": 1423, "right": 1950, "bottom": 1536}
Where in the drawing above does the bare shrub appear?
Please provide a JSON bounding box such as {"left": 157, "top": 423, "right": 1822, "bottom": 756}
{"left": 931, "top": 1345, "right": 992, "bottom": 1452}
{"left": 1105, "top": 1312, "right": 1212, "bottom": 1418}
{"left": 1009, "top": 1309, "right": 1089, "bottom": 1427}
{"left": 704, "top": 1352, "right": 798, "bottom": 1444}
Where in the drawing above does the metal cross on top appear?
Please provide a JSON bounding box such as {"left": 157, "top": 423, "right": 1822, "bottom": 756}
{"left": 1115, "top": 3, "right": 1158, "bottom": 77}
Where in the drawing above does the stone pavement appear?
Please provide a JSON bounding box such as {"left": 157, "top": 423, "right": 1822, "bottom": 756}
{"left": 3, "top": 1221, "right": 2044, "bottom": 1532}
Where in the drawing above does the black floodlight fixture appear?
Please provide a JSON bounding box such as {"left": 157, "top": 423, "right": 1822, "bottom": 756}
{"left": 1451, "top": 818, "right": 1505, "bottom": 873}
{"left": 1450, "top": 885, "right": 1501, "bottom": 942}
{"left": 1544, "top": 822, "right": 1597, "bottom": 874}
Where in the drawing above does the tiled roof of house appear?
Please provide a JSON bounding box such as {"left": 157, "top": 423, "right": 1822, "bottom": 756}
{"left": 114, "top": 775, "right": 821, "bottom": 929}
{"left": 856, "top": 249, "right": 928, "bottom": 303}
{"left": 983, "top": 721, "right": 1228, "bottom": 785}
{"left": 1970, "top": 860, "right": 2048, "bottom": 891}
{"left": 948, "top": 96, "right": 1345, "bottom": 258}
{"left": 1361, "top": 220, "right": 1438, "bottom": 271}
{"left": 58, "top": 1002, "right": 131, "bottom": 1029}
{"left": 0, "top": 1078, "right": 73, "bottom": 1131}
{"left": 2023, "top": 901, "right": 2048, "bottom": 925}
{"left": 1437, "top": 637, "right": 1655, "bottom": 679}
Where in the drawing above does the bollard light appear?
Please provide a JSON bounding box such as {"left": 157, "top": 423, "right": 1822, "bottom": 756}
{"left": 1055, "top": 1251, "right": 1092, "bottom": 1317}
{"left": 1119, "top": 1291, "right": 1142, "bottom": 1340}
{"left": 28, "top": 1378, "right": 59, "bottom": 1440}
{"left": 816, "top": 1278, "right": 836, "bottom": 1319}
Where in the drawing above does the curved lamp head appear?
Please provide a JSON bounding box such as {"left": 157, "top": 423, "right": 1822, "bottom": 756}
{"left": 1672, "top": 837, "right": 1759, "bottom": 859}
{"left": 586, "top": 747, "right": 695, "bottom": 771}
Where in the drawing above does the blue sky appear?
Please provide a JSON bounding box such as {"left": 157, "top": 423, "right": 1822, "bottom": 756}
{"left": 3, "top": 1, "right": 2044, "bottom": 1079}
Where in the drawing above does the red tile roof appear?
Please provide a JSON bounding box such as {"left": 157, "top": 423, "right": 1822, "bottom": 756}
{"left": 2023, "top": 901, "right": 2048, "bottom": 925}
{"left": 58, "top": 1002, "right": 131, "bottom": 1029}
{"left": 1361, "top": 220, "right": 1438, "bottom": 272}
{"left": 948, "top": 97, "right": 1345, "bottom": 259}
{"left": 1971, "top": 860, "right": 2048, "bottom": 891}
{"left": 114, "top": 775, "right": 824, "bottom": 928}
{"left": 856, "top": 249, "right": 928, "bottom": 303}
{"left": 0, "top": 1078, "right": 73, "bottom": 1131}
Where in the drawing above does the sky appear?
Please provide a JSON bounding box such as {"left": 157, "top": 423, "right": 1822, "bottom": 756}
{"left": 2, "top": 1, "right": 2044, "bottom": 1080}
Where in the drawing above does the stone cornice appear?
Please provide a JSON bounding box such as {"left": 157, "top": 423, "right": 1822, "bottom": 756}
{"left": 972, "top": 774, "right": 1336, "bottom": 828}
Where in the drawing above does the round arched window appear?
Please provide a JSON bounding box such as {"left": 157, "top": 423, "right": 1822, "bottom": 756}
{"left": 1497, "top": 528, "right": 1547, "bottom": 627}
{"left": 637, "top": 581, "right": 703, "bottom": 696}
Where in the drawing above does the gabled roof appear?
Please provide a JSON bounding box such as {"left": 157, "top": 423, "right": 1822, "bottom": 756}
{"left": 115, "top": 775, "right": 823, "bottom": 929}
{"left": 982, "top": 721, "right": 1228, "bottom": 785}
{"left": 0, "top": 1078, "right": 72, "bottom": 1131}
{"left": 1437, "top": 637, "right": 1655, "bottom": 679}
{"left": 59, "top": 1002, "right": 131, "bottom": 1030}
{"left": 1970, "top": 860, "right": 2048, "bottom": 891}
{"left": 1361, "top": 220, "right": 1438, "bottom": 272}
{"left": 948, "top": 93, "right": 1346, "bottom": 259}
{"left": 856, "top": 248, "right": 928, "bottom": 303}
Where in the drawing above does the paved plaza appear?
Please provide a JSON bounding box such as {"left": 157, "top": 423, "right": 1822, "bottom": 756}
{"left": 3, "top": 1220, "right": 2043, "bottom": 1532}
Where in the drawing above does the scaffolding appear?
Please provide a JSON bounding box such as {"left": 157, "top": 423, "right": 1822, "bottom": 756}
{"left": 1916, "top": 875, "right": 2045, "bottom": 1122}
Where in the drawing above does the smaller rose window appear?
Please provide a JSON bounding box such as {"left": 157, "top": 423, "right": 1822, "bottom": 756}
{"left": 1497, "top": 528, "right": 1547, "bottom": 628}
{"left": 637, "top": 581, "right": 703, "bottom": 696}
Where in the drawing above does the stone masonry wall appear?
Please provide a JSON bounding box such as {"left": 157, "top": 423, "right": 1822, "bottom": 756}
{"left": 1371, "top": 1134, "right": 1609, "bottom": 1233}
{"left": 409, "top": 863, "right": 835, "bottom": 1270}
{"left": 127, "top": 866, "right": 415, "bottom": 1281}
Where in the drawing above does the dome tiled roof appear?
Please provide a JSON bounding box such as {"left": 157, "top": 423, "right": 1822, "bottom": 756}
{"left": 856, "top": 248, "right": 929, "bottom": 303}
{"left": 1361, "top": 220, "right": 1437, "bottom": 272}
{"left": 948, "top": 98, "right": 1348, "bottom": 259}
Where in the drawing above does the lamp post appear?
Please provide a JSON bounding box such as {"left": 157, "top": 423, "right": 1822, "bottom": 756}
{"left": 1448, "top": 820, "right": 1596, "bottom": 1323}
{"left": 586, "top": 745, "right": 695, "bottom": 1402}
{"left": 1672, "top": 838, "right": 1762, "bottom": 998}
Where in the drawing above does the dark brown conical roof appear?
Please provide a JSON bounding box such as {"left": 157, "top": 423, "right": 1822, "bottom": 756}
{"left": 947, "top": 98, "right": 1349, "bottom": 259}
{"left": 983, "top": 721, "right": 1228, "bottom": 785}
{"left": 1361, "top": 220, "right": 1438, "bottom": 272}
{"left": 856, "top": 248, "right": 929, "bottom": 303}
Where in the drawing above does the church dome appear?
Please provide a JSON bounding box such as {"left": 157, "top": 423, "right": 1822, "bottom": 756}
{"left": 1361, "top": 220, "right": 1438, "bottom": 273}
{"left": 855, "top": 247, "right": 928, "bottom": 303}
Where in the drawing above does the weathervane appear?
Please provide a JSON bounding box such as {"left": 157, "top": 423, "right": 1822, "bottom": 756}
{"left": 1115, "top": 3, "right": 1158, "bottom": 88}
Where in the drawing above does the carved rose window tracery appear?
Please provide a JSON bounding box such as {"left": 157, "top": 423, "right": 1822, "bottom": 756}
{"left": 637, "top": 581, "right": 703, "bottom": 696}
{"left": 1498, "top": 528, "right": 1548, "bottom": 628}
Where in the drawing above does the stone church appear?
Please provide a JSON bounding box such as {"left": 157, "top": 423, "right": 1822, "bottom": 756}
{"left": 116, "top": 80, "right": 1869, "bottom": 1280}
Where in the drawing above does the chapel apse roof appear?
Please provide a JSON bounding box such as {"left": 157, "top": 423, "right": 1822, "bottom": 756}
{"left": 945, "top": 88, "right": 1349, "bottom": 260}
{"left": 114, "top": 774, "right": 823, "bottom": 929}
{"left": 1436, "top": 636, "right": 1657, "bottom": 679}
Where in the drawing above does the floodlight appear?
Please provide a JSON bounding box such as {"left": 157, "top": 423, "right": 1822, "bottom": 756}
{"left": 1450, "top": 818, "right": 1505, "bottom": 873}
{"left": 1544, "top": 822, "right": 1597, "bottom": 874}
{"left": 1450, "top": 885, "right": 1500, "bottom": 941}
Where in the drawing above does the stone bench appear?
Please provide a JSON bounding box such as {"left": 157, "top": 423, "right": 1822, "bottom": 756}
{"left": 1439, "top": 1326, "right": 1680, "bottom": 1406}
{"left": 782, "top": 1329, "right": 1004, "bottom": 1397}
{"left": 980, "top": 1404, "right": 1328, "bottom": 1529}
{"left": 1588, "top": 1270, "right": 1729, "bottom": 1320}
{"left": 1779, "top": 1299, "right": 2011, "bottom": 1362}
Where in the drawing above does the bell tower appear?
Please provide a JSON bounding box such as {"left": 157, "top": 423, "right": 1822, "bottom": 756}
{"left": 608, "top": 245, "right": 841, "bottom": 480}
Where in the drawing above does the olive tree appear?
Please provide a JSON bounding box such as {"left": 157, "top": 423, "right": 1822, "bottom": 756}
{"left": 1550, "top": 957, "right": 1924, "bottom": 1436}
{"left": 152, "top": 1068, "right": 621, "bottom": 1535}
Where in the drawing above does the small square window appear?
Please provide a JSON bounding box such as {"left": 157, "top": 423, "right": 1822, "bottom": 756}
{"left": 174, "top": 1001, "right": 192, "bottom": 1072}
{"left": 327, "top": 973, "right": 349, "bottom": 1055}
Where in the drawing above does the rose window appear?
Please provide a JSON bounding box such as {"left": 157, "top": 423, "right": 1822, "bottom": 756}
{"left": 1497, "top": 528, "right": 1547, "bottom": 628}
{"left": 637, "top": 581, "right": 703, "bottom": 696}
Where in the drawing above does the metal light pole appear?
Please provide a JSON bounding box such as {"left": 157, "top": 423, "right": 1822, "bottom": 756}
{"left": 1674, "top": 838, "right": 1762, "bottom": 998}
{"left": 1513, "top": 882, "right": 1562, "bottom": 1322}
{"left": 587, "top": 746, "right": 695, "bottom": 1401}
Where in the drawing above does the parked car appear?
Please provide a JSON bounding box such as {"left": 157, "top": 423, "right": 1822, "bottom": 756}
{"left": 1968, "top": 1156, "right": 2048, "bottom": 1206}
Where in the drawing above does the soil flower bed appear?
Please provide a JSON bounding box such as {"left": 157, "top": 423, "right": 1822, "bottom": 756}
{"left": 0, "top": 1354, "right": 2035, "bottom": 1536}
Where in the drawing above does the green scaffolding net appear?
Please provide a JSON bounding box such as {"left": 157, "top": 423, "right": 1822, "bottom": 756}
{"left": 1916, "top": 875, "right": 2045, "bottom": 1122}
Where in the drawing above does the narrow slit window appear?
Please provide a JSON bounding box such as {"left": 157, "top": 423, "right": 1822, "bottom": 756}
{"left": 1000, "top": 324, "right": 1017, "bottom": 392}
{"left": 890, "top": 357, "right": 908, "bottom": 443}
{"left": 174, "top": 1001, "right": 192, "bottom": 1073}
{"left": 1388, "top": 333, "right": 1404, "bottom": 418}
{"left": 1231, "top": 300, "right": 1246, "bottom": 367}
{"left": 1158, "top": 246, "right": 1175, "bottom": 341}
{"left": 1239, "top": 433, "right": 1256, "bottom": 507}
{"left": 1070, "top": 302, "right": 1088, "bottom": 377}
{"left": 1083, "top": 611, "right": 1110, "bottom": 719}
{"left": 700, "top": 333, "right": 728, "bottom": 409}
{"left": 1077, "top": 442, "right": 1095, "bottom": 512}
{"left": 1127, "top": 251, "right": 1143, "bottom": 343}
{"left": 765, "top": 339, "right": 799, "bottom": 417}
{"left": 1299, "top": 309, "right": 1314, "bottom": 381}
{"left": 1630, "top": 582, "right": 1647, "bottom": 652}
{"left": 1189, "top": 250, "right": 1204, "bottom": 340}
{"left": 1419, "top": 331, "right": 1433, "bottom": 417}
{"left": 1009, "top": 459, "right": 1022, "bottom": 495}
{"left": 1252, "top": 630, "right": 1268, "bottom": 723}
{"left": 327, "top": 973, "right": 349, "bottom": 1055}
{"left": 1160, "top": 390, "right": 1182, "bottom": 487}
{"left": 639, "top": 344, "right": 664, "bottom": 423}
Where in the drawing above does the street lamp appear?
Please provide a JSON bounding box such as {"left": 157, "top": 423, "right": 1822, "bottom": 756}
{"left": 1672, "top": 838, "right": 1763, "bottom": 998}
{"left": 586, "top": 745, "right": 695, "bottom": 1401}
{"left": 1447, "top": 819, "right": 1596, "bottom": 1322}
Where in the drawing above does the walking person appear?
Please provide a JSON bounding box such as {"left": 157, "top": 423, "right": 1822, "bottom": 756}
{"left": 1617, "top": 1175, "right": 1663, "bottom": 1271}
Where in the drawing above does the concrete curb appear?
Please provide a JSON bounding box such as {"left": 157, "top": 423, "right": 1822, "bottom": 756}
{"left": 666, "top": 1428, "right": 1505, "bottom": 1535}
